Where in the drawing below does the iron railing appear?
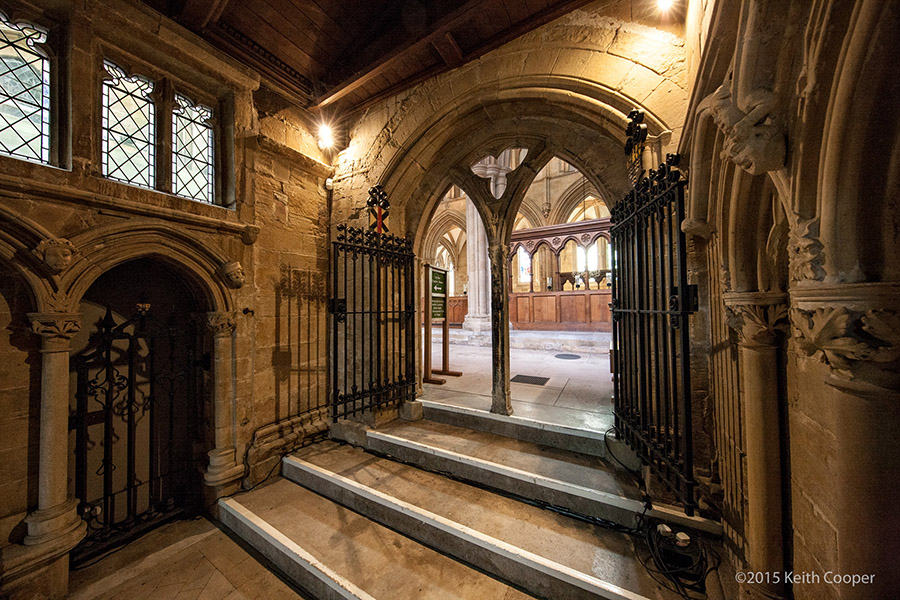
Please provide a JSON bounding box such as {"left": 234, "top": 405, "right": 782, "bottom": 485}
{"left": 330, "top": 225, "right": 416, "bottom": 421}
{"left": 611, "top": 151, "right": 698, "bottom": 514}
{"left": 70, "top": 306, "right": 200, "bottom": 564}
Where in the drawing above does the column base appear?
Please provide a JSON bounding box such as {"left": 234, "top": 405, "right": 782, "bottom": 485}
{"left": 1, "top": 500, "right": 85, "bottom": 599}
{"left": 204, "top": 447, "right": 244, "bottom": 487}
{"left": 23, "top": 498, "right": 83, "bottom": 547}
{"left": 462, "top": 314, "right": 491, "bottom": 332}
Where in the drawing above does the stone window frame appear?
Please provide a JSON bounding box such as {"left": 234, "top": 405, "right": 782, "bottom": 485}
{"left": 0, "top": 7, "right": 70, "bottom": 170}
{"left": 95, "top": 47, "right": 235, "bottom": 208}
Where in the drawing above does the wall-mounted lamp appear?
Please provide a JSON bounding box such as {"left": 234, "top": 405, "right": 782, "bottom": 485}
{"left": 317, "top": 124, "right": 334, "bottom": 149}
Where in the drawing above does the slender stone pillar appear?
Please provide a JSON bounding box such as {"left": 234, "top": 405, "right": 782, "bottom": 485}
{"left": 488, "top": 242, "right": 512, "bottom": 415}
{"left": 0, "top": 313, "right": 88, "bottom": 598}
{"left": 203, "top": 312, "right": 243, "bottom": 490}
{"left": 725, "top": 293, "right": 788, "bottom": 600}
{"left": 463, "top": 197, "right": 491, "bottom": 332}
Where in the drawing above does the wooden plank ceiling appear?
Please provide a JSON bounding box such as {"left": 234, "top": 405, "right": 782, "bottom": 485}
{"left": 140, "top": 0, "right": 593, "bottom": 112}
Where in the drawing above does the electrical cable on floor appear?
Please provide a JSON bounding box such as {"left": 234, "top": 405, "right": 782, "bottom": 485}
{"left": 609, "top": 423, "right": 718, "bottom": 600}
{"left": 207, "top": 431, "right": 328, "bottom": 511}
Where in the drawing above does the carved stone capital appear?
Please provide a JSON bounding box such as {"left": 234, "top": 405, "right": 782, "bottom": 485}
{"left": 790, "top": 283, "right": 900, "bottom": 393}
{"left": 205, "top": 312, "right": 236, "bottom": 336}
{"left": 725, "top": 300, "right": 788, "bottom": 347}
{"left": 28, "top": 312, "right": 81, "bottom": 346}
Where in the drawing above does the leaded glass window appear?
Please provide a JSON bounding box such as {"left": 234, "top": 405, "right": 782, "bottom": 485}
{"left": 102, "top": 61, "right": 155, "bottom": 188}
{"left": 172, "top": 94, "right": 213, "bottom": 203}
{"left": 0, "top": 14, "right": 50, "bottom": 163}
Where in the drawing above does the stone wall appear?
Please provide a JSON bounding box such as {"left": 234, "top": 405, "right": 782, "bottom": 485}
{"left": 0, "top": 265, "right": 40, "bottom": 549}
{"left": 0, "top": 1, "right": 332, "bottom": 595}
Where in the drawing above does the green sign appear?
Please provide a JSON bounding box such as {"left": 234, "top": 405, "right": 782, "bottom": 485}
{"left": 431, "top": 297, "right": 446, "bottom": 319}
{"left": 431, "top": 268, "right": 446, "bottom": 295}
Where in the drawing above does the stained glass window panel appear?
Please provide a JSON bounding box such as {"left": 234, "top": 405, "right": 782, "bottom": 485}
{"left": 0, "top": 15, "right": 49, "bottom": 163}
{"left": 102, "top": 61, "right": 155, "bottom": 188}
{"left": 172, "top": 94, "right": 213, "bottom": 203}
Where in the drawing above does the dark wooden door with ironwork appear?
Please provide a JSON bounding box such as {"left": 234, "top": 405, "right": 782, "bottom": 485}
{"left": 329, "top": 223, "right": 416, "bottom": 422}
{"left": 611, "top": 110, "right": 698, "bottom": 514}
{"left": 69, "top": 306, "right": 202, "bottom": 565}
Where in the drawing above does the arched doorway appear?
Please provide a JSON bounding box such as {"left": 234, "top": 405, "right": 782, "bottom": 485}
{"left": 67, "top": 258, "right": 208, "bottom": 565}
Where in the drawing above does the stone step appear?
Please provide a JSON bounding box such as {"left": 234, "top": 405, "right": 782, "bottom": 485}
{"left": 218, "top": 479, "right": 535, "bottom": 600}
{"left": 368, "top": 420, "right": 721, "bottom": 536}
{"left": 430, "top": 327, "right": 613, "bottom": 353}
{"left": 284, "top": 442, "right": 683, "bottom": 600}
{"left": 420, "top": 399, "right": 625, "bottom": 460}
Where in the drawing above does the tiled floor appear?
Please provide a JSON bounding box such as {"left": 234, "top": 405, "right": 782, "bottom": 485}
{"left": 68, "top": 517, "right": 307, "bottom": 600}
{"left": 424, "top": 341, "right": 615, "bottom": 432}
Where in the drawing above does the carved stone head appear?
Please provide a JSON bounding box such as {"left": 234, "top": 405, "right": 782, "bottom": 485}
{"left": 35, "top": 238, "right": 77, "bottom": 274}
{"left": 221, "top": 261, "right": 245, "bottom": 288}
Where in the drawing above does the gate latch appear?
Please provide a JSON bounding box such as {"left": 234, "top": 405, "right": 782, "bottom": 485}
{"left": 328, "top": 298, "right": 347, "bottom": 322}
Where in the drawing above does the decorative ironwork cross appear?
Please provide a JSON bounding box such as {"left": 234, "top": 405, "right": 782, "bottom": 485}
{"left": 367, "top": 185, "right": 390, "bottom": 233}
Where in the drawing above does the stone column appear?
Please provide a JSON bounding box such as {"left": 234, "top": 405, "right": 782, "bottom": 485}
{"left": 792, "top": 284, "right": 900, "bottom": 599}
{"left": 4, "top": 313, "right": 88, "bottom": 596}
{"left": 488, "top": 242, "right": 512, "bottom": 415}
{"left": 203, "top": 312, "right": 243, "bottom": 492}
{"left": 725, "top": 293, "right": 788, "bottom": 600}
{"left": 463, "top": 197, "right": 491, "bottom": 332}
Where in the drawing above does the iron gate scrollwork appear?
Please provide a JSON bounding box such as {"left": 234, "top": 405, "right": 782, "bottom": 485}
{"left": 69, "top": 305, "right": 201, "bottom": 564}
{"left": 611, "top": 110, "right": 698, "bottom": 514}
{"left": 330, "top": 224, "right": 416, "bottom": 421}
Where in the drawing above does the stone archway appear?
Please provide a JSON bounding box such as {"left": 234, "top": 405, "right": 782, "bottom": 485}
{"left": 67, "top": 258, "right": 210, "bottom": 564}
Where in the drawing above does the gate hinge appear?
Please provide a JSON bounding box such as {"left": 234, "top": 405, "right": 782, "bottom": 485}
{"left": 687, "top": 284, "right": 699, "bottom": 312}
{"left": 328, "top": 298, "right": 347, "bottom": 322}
{"left": 670, "top": 285, "right": 699, "bottom": 313}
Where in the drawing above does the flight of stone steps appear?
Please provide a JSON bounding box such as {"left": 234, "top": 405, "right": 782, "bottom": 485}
{"left": 218, "top": 403, "right": 724, "bottom": 600}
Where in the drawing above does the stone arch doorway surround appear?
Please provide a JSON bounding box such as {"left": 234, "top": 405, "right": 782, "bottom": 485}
{"left": 0, "top": 209, "right": 243, "bottom": 585}
{"left": 68, "top": 257, "right": 215, "bottom": 563}
{"left": 378, "top": 84, "right": 684, "bottom": 414}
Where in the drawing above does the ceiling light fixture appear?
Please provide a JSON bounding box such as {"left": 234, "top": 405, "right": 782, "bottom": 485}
{"left": 317, "top": 124, "right": 334, "bottom": 149}
{"left": 658, "top": 0, "right": 674, "bottom": 11}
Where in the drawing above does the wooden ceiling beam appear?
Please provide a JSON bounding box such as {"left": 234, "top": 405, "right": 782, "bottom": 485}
{"left": 337, "top": 0, "right": 597, "bottom": 117}
{"left": 312, "top": 0, "right": 485, "bottom": 109}
{"left": 178, "top": 0, "right": 230, "bottom": 29}
{"left": 432, "top": 31, "right": 463, "bottom": 67}
{"left": 314, "top": 0, "right": 596, "bottom": 111}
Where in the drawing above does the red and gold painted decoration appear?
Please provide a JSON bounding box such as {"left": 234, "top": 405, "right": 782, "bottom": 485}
{"left": 367, "top": 185, "right": 390, "bottom": 233}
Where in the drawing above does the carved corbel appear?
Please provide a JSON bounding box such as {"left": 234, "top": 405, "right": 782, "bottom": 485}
{"left": 32, "top": 238, "right": 78, "bottom": 275}
{"left": 704, "top": 83, "right": 785, "bottom": 175}
{"left": 787, "top": 217, "right": 825, "bottom": 283}
{"left": 241, "top": 225, "right": 260, "bottom": 245}
{"left": 219, "top": 261, "right": 245, "bottom": 289}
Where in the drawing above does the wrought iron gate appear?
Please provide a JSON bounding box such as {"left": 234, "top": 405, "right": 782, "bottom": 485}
{"left": 70, "top": 306, "right": 201, "bottom": 564}
{"left": 330, "top": 224, "right": 416, "bottom": 421}
{"left": 611, "top": 110, "right": 698, "bottom": 514}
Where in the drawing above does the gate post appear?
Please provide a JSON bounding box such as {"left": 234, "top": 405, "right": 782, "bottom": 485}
{"left": 725, "top": 294, "right": 788, "bottom": 600}
{"left": 203, "top": 312, "right": 243, "bottom": 494}
{"left": 1, "top": 313, "right": 87, "bottom": 596}
{"left": 488, "top": 241, "right": 512, "bottom": 415}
